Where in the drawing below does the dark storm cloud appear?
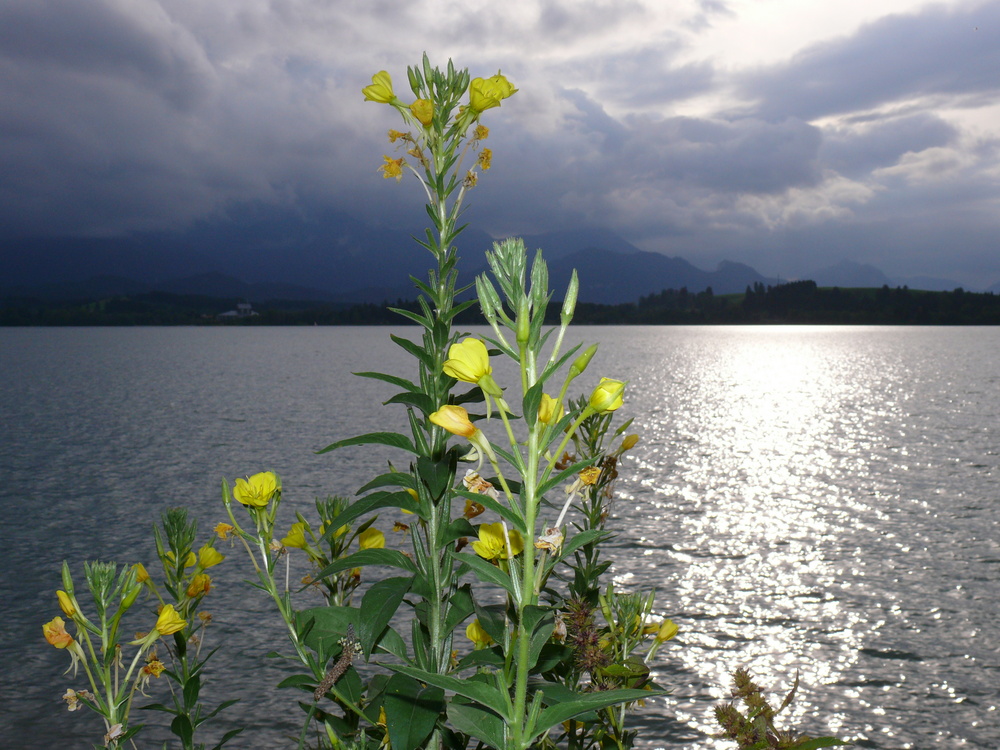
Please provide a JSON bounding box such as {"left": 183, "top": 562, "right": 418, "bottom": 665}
{"left": 738, "top": 2, "right": 1000, "bottom": 121}
{"left": 819, "top": 113, "right": 958, "bottom": 178}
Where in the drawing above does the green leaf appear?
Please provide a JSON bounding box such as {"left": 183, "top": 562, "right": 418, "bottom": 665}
{"left": 384, "top": 391, "right": 436, "bottom": 415}
{"left": 320, "top": 491, "right": 419, "bottom": 541}
{"left": 388, "top": 307, "right": 430, "bottom": 327}
{"left": 455, "top": 489, "right": 526, "bottom": 533}
{"left": 472, "top": 602, "right": 507, "bottom": 646}
{"left": 353, "top": 371, "right": 420, "bottom": 392}
{"left": 443, "top": 584, "right": 476, "bottom": 634}
{"left": 391, "top": 665, "right": 510, "bottom": 720}
{"left": 296, "top": 606, "right": 359, "bottom": 656}
{"left": 533, "top": 688, "right": 664, "bottom": 737}
{"left": 447, "top": 699, "right": 505, "bottom": 750}
{"left": 210, "top": 727, "right": 246, "bottom": 750}
{"left": 316, "top": 431, "right": 416, "bottom": 456}
{"left": 277, "top": 674, "right": 315, "bottom": 690}
{"left": 170, "top": 715, "right": 194, "bottom": 745}
{"left": 356, "top": 471, "right": 416, "bottom": 495}
{"left": 315, "top": 549, "right": 417, "bottom": 580}
{"left": 384, "top": 674, "right": 445, "bottom": 750}
{"left": 417, "top": 455, "right": 457, "bottom": 501}
{"left": 391, "top": 334, "right": 435, "bottom": 371}
{"left": 442, "top": 517, "right": 477, "bottom": 546}
{"left": 374, "top": 625, "right": 410, "bottom": 662}
{"left": 182, "top": 673, "right": 200, "bottom": 708}
{"left": 359, "top": 577, "right": 412, "bottom": 658}
{"left": 522, "top": 605, "right": 555, "bottom": 671}
{"left": 452, "top": 551, "right": 517, "bottom": 598}
{"left": 522, "top": 379, "right": 545, "bottom": 427}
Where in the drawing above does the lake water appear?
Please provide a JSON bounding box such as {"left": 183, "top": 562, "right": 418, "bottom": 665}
{"left": 1, "top": 325, "right": 998, "bottom": 749}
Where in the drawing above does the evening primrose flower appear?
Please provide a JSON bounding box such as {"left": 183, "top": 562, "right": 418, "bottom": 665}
{"left": 132, "top": 562, "right": 150, "bottom": 583}
{"left": 198, "top": 544, "right": 224, "bottom": 569}
{"left": 43, "top": 616, "right": 74, "bottom": 649}
{"left": 214, "top": 522, "right": 234, "bottom": 540}
{"left": 56, "top": 590, "right": 76, "bottom": 617}
{"left": 281, "top": 522, "right": 309, "bottom": 550}
{"left": 430, "top": 405, "right": 478, "bottom": 439}
{"left": 469, "top": 72, "right": 517, "bottom": 112}
{"left": 154, "top": 604, "right": 187, "bottom": 636}
{"left": 474, "top": 124, "right": 489, "bottom": 141}
{"left": 165, "top": 550, "right": 197, "bottom": 568}
{"left": 443, "top": 338, "right": 502, "bottom": 397}
{"left": 380, "top": 155, "right": 405, "bottom": 181}
{"left": 655, "top": 619, "right": 679, "bottom": 643}
{"left": 589, "top": 378, "right": 625, "bottom": 413}
{"left": 579, "top": 466, "right": 601, "bottom": 486}
{"left": 359, "top": 528, "right": 386, "bottom": 550}
{"left": 477, "top": 148, "right": 492, "bottom": 170}
{"left": 537, "top": 393, "right": 563, "bottom": 425}
{"left": 466, "top": 619, "right": 494, "bottom": 649}
{"left": 620, "top": 434, "right": 639, "bottom": 452}
{"left": 362, "top": 70, "right": 396, "bottom": 104}
{"left": 63, "top": 688, "right": 83, "bottom": 712}
{"left": 233, "top": 471, "right": 278, "bottom": 508}
{"left": 409, "top": 98, "right": 433, "bottom": 127}
{"left": 473, "top": 522, "right": 523, "bottom": 561}
{"left": 186, "top": 573, "right": 212, "bottom": 599}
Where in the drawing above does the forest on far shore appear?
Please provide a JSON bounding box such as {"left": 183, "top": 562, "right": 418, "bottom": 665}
{"left": 3, "top": 281, "right": 1000, "bottom": 326}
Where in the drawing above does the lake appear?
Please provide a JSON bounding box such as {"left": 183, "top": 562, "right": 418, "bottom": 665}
{"left": 1, "top": 325, "right": 997, "bottom": 749}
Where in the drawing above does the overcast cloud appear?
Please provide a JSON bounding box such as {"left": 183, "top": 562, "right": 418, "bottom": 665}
{"left": 1, "top": 0, "right": 998, "bottom": 285}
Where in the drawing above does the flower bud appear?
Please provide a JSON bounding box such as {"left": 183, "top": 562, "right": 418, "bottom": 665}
{"left": 57, "top": 590, "right": 76, "bottom": 617}
{"left": 561, "top": 270, "right": 579, "bottom": 326}
{"left": 362, "top": 70, "right": 396, "bottom": 104}
{"left": 589, "top": 378, "right": 625, "bottom": 413}
{"left": 568, "top": 343, "right": 598, "bottom": 380}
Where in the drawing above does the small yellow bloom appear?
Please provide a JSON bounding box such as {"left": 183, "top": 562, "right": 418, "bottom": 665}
{"left": 589, "top": 378, "right": 625, "bottom": 413}
{"left": 409, "top": 98, "right": 433, "bottom": 127}
{"left": 233, "top": 471, "right": 278, "bottom": 508}
{"left": 472, "top": 522, "right": 523, "bottom": 561}
{"left": 133, "top": 562, "right": 150, "bottom": 583}
{"left": 362, "top": 70, "right": 395, "bottom": 103}
{"left": 198, "top": 544, "right": 224, "bottom": 569}
{"left": 429, "top": 405, "right": 477, "bottom": 439}
{"left": 214, "top": 522, "right": 234, "bottom": 539}
{"left": 186, "top": 573, "right": 212, "bottom": 599}
{"left": 154, "top": 604, "right": 187, "bottom": 636}
{"left": 469, "top": 72, "right": 517, "bottom": 113}
{"left": 474, "top": 124, "right": 489, "bottom": 141}
{"left": 388, "top": 129, "right": 407, "bottom": 143}
{"left": 56, "top": 590, "right": 76, "bottom": 617}
{"left": 143, "top": 655, "right": 166, "bottom": 678}
{"left": 655, "top": 619, "right": 679, "bottom": 643}
{"left": 443, "top": 338, "right": 491, "bottom": 383}
{"left": 43, "top": 616, "right": 74, "bottom": 649}
{"left": 465, "top": 619, "right": 494, "bottom": 649}
{"left": 359, "top": 528, "right": 386, "bottom": 550}
{"left": 579, "top": 467, "right": 601, "bottom": 486}
{"left": 281, "top": 522, "right": 309, "bottom": 550}
{"left": 199, "top": 612, "right": 213, "bottom": 624}
{"left": 380, "top": 155, "right": 405, "bottom": 181}
{"left": 537, "top": 393, "right": 563, "bottom": 425}
{"left": 477, "top": 148, "right": 492, "bottom": 170}
{"left": 620, "top": 434, "right": 639, "bottom": 451}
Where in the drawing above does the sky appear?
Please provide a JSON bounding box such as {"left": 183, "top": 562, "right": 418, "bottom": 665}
{"left": 2, "top": 0, "right": 999, "bottom": 286}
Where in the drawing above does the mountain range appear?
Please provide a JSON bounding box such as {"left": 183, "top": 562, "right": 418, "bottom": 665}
{"left": 2, "top": 207, "right": 995, "bottom": 305}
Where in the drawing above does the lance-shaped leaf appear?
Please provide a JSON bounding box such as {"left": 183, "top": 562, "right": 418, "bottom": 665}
{"left": 448, "top": 698, "right": 505, "bottom": 750}
{"left": 318, "top": 491, "right": 419, "bottom": 543}
{"left": 452, "top": 550, "right": 518, "bottom": 598}
{"left": 316, "top": 549, "right": 417, "bottom": 581}
{"left": 384, "top": 674, "right": 445, "bottom": 750}
{"left": 358, "top": 576, "right": 412, "bottom": 658}
{"left": 390, "top": 665, "right": 510, "bottom": 720}
{"left": 316, "top": 431, "right": 416, "bottom": 456}
{"left": 531, "top": 687, "right": 665, "bottom": 738}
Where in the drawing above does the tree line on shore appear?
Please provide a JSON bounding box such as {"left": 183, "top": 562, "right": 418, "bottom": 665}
{"left": 3, "top": 280, "right": 1000, "bottom": 326}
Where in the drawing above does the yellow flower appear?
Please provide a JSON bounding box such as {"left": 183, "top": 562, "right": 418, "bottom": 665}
{"left": 443, "top": 338, "right": 502, "bottom": 396}
{"left": 388, "top": 128, "right": 407, "bottom": 143}
{"left": 655, "top": 619, "right": 679, "bottom": 643}
{"left": 429, "top": 405, "right": 477, "bottom": 439}
{"left": 380, "top": 155, "right": 405, "bottom": 181}
{"left": 443, "top": 338, "right": 491, "bottom": 382}
{"left": 474, "top": 124, "right": 489, "bottom": 141}
{"left": 620, "top": 434, "right": 639, "bottom": 451}
{"left": 472, "top": 522, "right": 523, "bottom": 561}
{"left": 362, "top": 70, "right": 396, "bottom": 103}
{"left": 281, "top": 522, "right": 309, "bottom": 550}
{"left": 589, "top": 378, "right": 625, "bottom": 413}
{"left": 359, "top": 528, "right": 386, "bottom": 550}
{"left": 56, "top": 590, "right": 76, "bottom": 617}
{"left": 133, "top": 562, "right": 150, "bottom": 583}
{"left": 198, "top": 544, "right": 224, "bottom": 568}
{"left": 469, "top": 72, "right": 517, "bottom": 112}
{"left": 537, "top": 393, "right": 563, "bottom": 424}
{"left": 465, "top": 619, "right": 494, "bottom": 649}
{"left": 43, "top": 616, "right": 74, "bottom": 649}
{"left": 477, "top": 148, "right": 492, "bottom": 170}
{"left": 186, "top": 573, "right": 212, "bottom": 599}
{"left": 233, "top": 471, "right": 278, "bottom": 508}
{"left": 409, "top": 98, "right": 433, "bottom": 127}
{"left": 154, "top": 604, "right": 187, "bottom": 636}
{"left": 579, "top": 466, "right": 601, "bottom": 486}
{"left": 143, "top": 656, "right": 166, "bottom": 678}
{"left": 214, "top": 522, "right": 234, "bottom": 539}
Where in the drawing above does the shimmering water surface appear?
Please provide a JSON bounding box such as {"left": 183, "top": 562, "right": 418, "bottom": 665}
{"left": 2, "top": 326, "right": 998, "bottom": 749}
